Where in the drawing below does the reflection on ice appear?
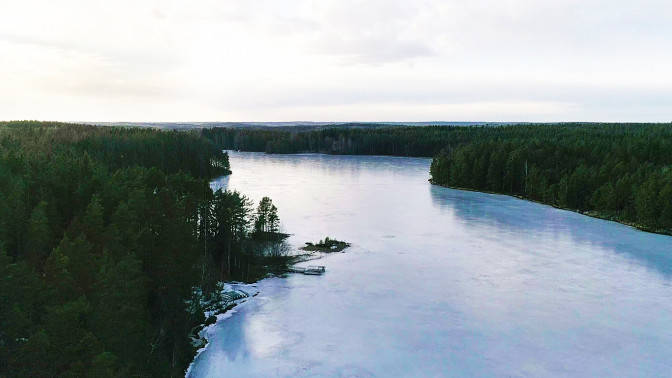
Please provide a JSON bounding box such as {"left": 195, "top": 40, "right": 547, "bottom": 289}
{"left": 429, "top": 185, "right": 672, "bottom": 278}
{"left": 189, "top": 152, "right": 672, "bottom": 377}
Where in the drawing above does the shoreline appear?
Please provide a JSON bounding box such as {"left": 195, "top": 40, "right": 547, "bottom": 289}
{"left": 223, "top": 151, "right": 670, "bottom": 240}
{"left": 225, "top": 149, "right": 433, "bottom": 160}
{"left": 185, "top": 251, "right": 333, "bottom": 376}
{"left": 430, "top": 180, "right": 672, "bottom": 237}
{"left": 185, "top": 283, "right": 259, "bottom": 377}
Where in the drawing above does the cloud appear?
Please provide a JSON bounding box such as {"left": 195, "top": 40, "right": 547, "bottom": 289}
{"left": 0, "top": 39, "right": 174, "bottom": 99}
{"left": 311, "top": 34, "right": 433, "bottom": 64}
{"left": 296, "top": 0, "right": 435, "bottom": 63}
{"left": 0, "top": 0, "right": 671, "bottom": 121}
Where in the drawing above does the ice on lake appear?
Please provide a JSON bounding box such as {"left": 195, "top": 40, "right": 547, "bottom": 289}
{"left": 188, "top": 152, "right": 672, "bottom": 377}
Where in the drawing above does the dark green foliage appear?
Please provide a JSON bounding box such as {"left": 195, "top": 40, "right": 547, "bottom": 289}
{"left": 24, "top": 201, "right": 52, "bottom": 270}
{"left": 0, "top": 121, "right": 269, "bottom": 377}
{"left": 205, "top": 189, "right": 253, "bottom": 281}
{"left": 428, "top": 123, "right": 672, "bottom": 232}
{"left": 201, "top": 124, "right": 487, "bottom": 156}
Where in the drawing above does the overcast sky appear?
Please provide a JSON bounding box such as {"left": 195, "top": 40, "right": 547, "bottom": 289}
{"left": 1, "top": 0, "right": 671, "bottom": 122}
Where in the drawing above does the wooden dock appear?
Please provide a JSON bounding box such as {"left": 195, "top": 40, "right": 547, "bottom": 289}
{"left": 289, "top": 265, "right": 326, "bottom": 275}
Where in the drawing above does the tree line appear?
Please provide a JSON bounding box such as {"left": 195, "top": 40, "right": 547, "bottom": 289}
{"left": 201, "top": 122, "right": 672, "bottom": 233}
{"left": 0, "top": 121, "right": 282, "bottom": 377}
{"left": 429, "top": 123, "right": 672, "bottom": 233}
{"left": 201, "top": 124, "right": 476, "bottom": 156}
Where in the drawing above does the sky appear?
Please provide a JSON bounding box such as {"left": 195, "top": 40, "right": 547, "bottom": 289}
{"left": 1, "top": 0, "right": 671, "bottom": 122}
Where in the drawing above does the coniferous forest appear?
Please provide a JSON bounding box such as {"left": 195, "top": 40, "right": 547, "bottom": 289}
{"left": 3, "top": 121, "right": 672, "bottom": 377}
{"left": 201, "top": 123, "right": 460, "bottom": 156}
{"left": 202, "top": 123, "right": 672, "bottom": 233}
{"left": 0, "top": 121, "right": 280, "bottom": 377}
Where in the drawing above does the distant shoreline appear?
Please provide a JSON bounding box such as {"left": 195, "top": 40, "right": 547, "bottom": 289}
{"left": 430, "top": 180, "right": 672, "bottom": 238}
{"left": 227, "top": 148, "right": 672, "bottom": 238}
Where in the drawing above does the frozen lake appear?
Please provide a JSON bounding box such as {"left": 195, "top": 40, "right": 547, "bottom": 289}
{"left": 189, "top": 152, "right": 672, "bottom": 377}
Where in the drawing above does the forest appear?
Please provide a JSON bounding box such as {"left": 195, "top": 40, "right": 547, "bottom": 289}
{"left": 0, "top": 121, "right": 282, "bottom": 377}
{"left": 202, "top": 123, "right": 672, "bottom": 233}
{"left": 200, "top": 123, "right": 466, "bottom": 156}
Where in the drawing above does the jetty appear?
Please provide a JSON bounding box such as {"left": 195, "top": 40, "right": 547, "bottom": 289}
{"left": 289, "top": 265, "right": 326, "bottom": 275}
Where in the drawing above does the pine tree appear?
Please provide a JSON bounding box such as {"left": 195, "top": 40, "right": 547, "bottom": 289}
{"left": 25, "top": 201, "right": 52, "bottom": 271}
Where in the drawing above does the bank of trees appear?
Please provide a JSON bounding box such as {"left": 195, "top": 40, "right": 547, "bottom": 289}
{"left": 0, "top": 121, "right": 278, "bottom": 377}
{"left": 201, "top": 124, "right": 478, "bottom": 156}
{"left": 429, "top": 123, "right": 672, "bottom": 232}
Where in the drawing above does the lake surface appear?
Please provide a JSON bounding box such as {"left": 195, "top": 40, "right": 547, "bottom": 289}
{"left": 189, "top": 152, "right": 672, "bottom": 377}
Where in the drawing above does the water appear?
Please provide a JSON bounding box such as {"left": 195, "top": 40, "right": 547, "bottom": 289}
{"left": 188, "top": 152, "right": 672, "bottom": 377}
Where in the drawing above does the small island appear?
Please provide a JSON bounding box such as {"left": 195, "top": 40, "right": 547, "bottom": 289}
{"left": 301, "top": 237, "right": 350, "bottom": 252}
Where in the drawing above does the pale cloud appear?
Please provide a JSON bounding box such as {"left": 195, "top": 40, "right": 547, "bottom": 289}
{"left": 0, "top": 0, "right": 670, "bottom": 122}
